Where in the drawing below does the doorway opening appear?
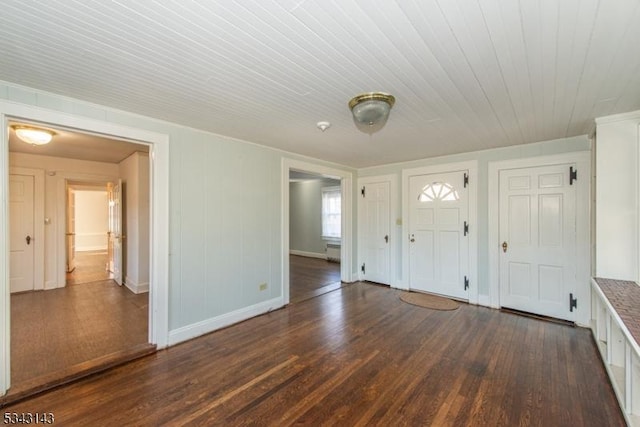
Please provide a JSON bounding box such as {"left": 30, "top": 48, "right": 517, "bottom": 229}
{"left": 282, "top": 159, "right": 353, "bottom": 305}
{"left": 5, "top": 120, "right": 154, "bottom": 401}
{"left": 289, "top": 170, "right": 342, "bottom": 303}
{"left": 65, "top": 182, "right": 112, "bottom": 285}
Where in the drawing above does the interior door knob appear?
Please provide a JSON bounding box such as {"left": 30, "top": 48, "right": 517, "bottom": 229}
{"left": 502, "top": 241, "right": 508, "bottom": 253}
{"left": 26, "top": 235, "right": 31, "bottom": 245}
{"left": 384, "top": 235, "right": 389, "bottom": 243}
{"left": 410, "top": 234, "right": 415, "bottom": 243}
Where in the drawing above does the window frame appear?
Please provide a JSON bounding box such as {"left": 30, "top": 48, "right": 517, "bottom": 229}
{"left": 321, "top": 186, "right": 341, "bottom": 240}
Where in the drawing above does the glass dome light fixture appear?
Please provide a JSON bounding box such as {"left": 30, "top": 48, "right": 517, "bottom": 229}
{"left": 348, "top": 92, "right": 395, "bottom": 134}
{"left": 12, "top": 125, "right": 55, "bottom": 146}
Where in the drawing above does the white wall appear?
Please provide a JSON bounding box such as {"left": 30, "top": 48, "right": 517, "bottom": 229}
{"left": 8, "top": 152, "right": 119, "bottom": 289}
{"left": 359, "top": 135, "right": 592, "bottom": 296}
{"left": 594, "top": 111, "right": 640, "bottom": 281}
{"left": 75, "top": 190, "right": 108, "bottom": 251}
{"left": 119, "top": 152, "right": 150, "bottom": 293}
{"left": 0, "top": 81, "right": 356, "bottom": 341}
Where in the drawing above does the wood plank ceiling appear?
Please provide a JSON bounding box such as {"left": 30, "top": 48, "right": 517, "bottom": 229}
{"left": 0, "top": 0, "right": 639, "bottom": 167}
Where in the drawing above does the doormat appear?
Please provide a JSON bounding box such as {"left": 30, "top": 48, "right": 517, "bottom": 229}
{"left": 399, "top": 292, "right": 460, "bottom": 311}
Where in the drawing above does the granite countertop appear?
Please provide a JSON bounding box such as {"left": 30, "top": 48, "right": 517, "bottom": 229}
{"left": 593, "top": 277, "right": 640, "bottom": 345}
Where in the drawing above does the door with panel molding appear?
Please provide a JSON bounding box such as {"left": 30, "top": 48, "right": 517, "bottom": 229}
{"left": 66, "top": 187, "right": 76, "bottom": 273}
{"left": 499, "top": 164, "right": 577, "bottom": 321}
{"left": 9, "top": 174, "right": 35, "bottom": 293}
{"left": 108, "top": 180, "right": 124, "bottom": 286}
{"left": 409, "top": 171, "right": 469, "bottom": 300}
{"left": 360, "top": 181, "right": 391, "bottom": 285}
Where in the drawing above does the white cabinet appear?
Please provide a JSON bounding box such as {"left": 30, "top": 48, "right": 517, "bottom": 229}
{"left": 591, "top": 278, "right": 640, "bottom": 426}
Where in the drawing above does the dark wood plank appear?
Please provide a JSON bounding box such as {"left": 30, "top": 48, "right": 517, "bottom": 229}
{"left": 289, "top": 254, "right": 342, "bottom": 303}
{"left": 3, "top": 283, "right": 625, "bottom": 426}
{"left": 1, "top": 343, "right": 156, "bottom": 407}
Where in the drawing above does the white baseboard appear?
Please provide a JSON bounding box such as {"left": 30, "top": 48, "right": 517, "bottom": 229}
{"left": 125, "top": 277, "right": 149, "bottom": 294}
{"left": 168, "top": 296, "right": 285, "bottom": 346}
{"left": 45, "top": 280, "right": 59, "bottom": 290}
{"left": 289, "top": 250, "right": 327, "bottom": 260}
{"left": 392, "top": 282, "right": 410, "bottom": 291}
{"left": 477, "top": 295, "right": 491, "bottom": 307}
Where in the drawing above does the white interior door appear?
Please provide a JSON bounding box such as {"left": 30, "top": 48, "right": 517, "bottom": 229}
{"left": 9, "top": 175, "right": 35, "bottom": 293}
{"left": 409, "top": 171, "right": 469, "bottom": 300}
{"left": 499, "top": 164, "right": 577, "bottom": 320}
{"left": 361, "top": 181, "right": 390, "bottom": 285}
{"left": 66, "top": 187, "right": 76, "bottom": 273}
{"left": 108, "top": 180, "right": 123, "bottom": 286}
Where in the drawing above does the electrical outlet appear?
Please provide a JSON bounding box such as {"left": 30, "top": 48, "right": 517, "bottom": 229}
{"left": 259, "top": 282, "right": 268, "bottom": 291}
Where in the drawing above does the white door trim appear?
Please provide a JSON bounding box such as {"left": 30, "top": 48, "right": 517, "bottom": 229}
{"left": 282, "top": 158, "right": 353, "bottom": 304}
{"left": 401, "top": 161, "right": 478, "bottom": 303}
{"left": 9, "top": 167, "right": 44, "bottom": 291}
{"left": 357, "top": 174, "right": 398, "bottom": 287}
{"left": 0, "top": 102, "right": 170, "bottom": 395}
{"left": 488, "top": 152, "right": 591, "bottom": 325}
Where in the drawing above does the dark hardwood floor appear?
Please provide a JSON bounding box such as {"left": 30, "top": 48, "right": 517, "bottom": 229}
{"left": 6, "top": 251, "right": 150, "bottom": 404}
{"left": 289, "top": 255, "right": 342, "bottom": 303}
{"left": 3, "top": 283, "right": 624, "bottom": 426}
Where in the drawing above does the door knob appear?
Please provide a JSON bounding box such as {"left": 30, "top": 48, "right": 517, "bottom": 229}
{"left": 384, "top": 235, "right": 389, "bottom": 243}
{"left": 410, "top": 234, "right": 415, "bottom": 243}
{"left": 502, "top": 241, "right": 508, "bottom": 253}
{"left": 26, "top": 235, "right": 31, "bottom": 245}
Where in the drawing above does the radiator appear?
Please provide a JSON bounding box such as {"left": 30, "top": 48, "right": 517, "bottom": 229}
{"left": 326, "top": 243, "right": 341, "bottom": 263}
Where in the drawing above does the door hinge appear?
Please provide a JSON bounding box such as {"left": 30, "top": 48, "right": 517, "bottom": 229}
{"left": 569, "top": 167, "right": 577, "bottom": 185}
{"left": 464, "top": 221, "right": 469, "bottom": 236}
{"left": 361, "top": 263, "right": 366, "bottom": 275}
{"left": 464, "top": 276, "right": 469, "bottom": 291}
{"left": 464, "top": 172, "right": 469, "bottom": 188}
{"left": 361, "top": 186, "right": 366, "bottom": 197}
{"left": 569, "top": 293, "right": 578, "bottom": 312}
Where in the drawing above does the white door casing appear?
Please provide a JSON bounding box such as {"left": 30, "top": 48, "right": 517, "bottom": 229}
{"left": 488, "top": 152, "right": 591, "bottom": 326}
{"left": 358, "top": 179, "right": 392, "bottom": 285}
{"left": 408, "top": 171, "right": 469, "bottom": 300}
{"left": 498, "top": 164, "right": 577, "bottom": 321}
{"left": 9, "top": 174, "right": 34, "bottom": 293}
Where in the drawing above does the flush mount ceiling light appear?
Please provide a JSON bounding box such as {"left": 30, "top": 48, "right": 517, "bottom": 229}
{"left": 348, "top": 92, "right": 395, "bottom": 134}
{"left": 12, "top": 126, "right": 55, "bottom": 145}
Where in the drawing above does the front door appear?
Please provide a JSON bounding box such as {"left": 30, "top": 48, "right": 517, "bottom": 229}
{"left": 409, "top": 171, "right": 469, "bottom": 300}
{"left": 9, "top": 174, "right": 35, "bottom": 293}
{"left": 361, "top": 181, "right": 390, "bottom": 285}
{"left": 499, "top": 164, "right": 577, "bottom": 321}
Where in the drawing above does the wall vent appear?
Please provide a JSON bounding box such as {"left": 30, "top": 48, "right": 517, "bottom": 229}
{"left": 326, "top": 243, "right": 341, "bottom": 263}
